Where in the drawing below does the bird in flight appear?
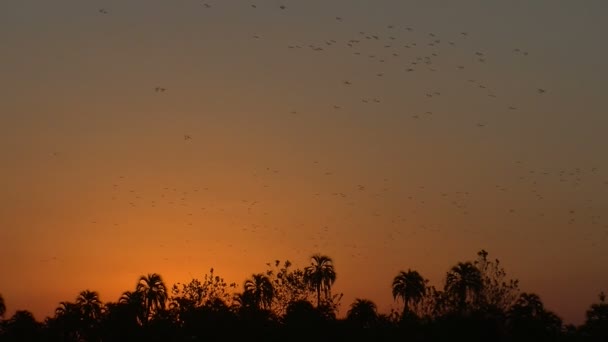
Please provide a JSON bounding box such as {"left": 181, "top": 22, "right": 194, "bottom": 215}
{"left": 537, "top": 88, "right": 546, "bottom": 94}
{"left": 184, "top": 135, "right": 192, "bottom": 140}
{"left": 99, "top": 9, "right": 108, "bottom": 14}
{"left": 155, "top": 87, "right": 166, "bottom": 92}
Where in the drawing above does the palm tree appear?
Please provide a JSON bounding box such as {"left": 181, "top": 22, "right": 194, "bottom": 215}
{"left": 243, "top": 273, "right": 275, "bottom": 310}
{"left": 51, "top": 301, "right": 82, "bottom": 340}
{"left": 391, "top": 269, "right": 426, "bottom": 317}
{"left": 346, "top": 298, "right": 378, "bottom": 328}
{"left": 75, "top": 290, "right": 103, "bottom": 322}
{"left": 304, "top": 254, "right": 336, "bottom": 307}
{"left": 444, "top": 262, "right": 483, "bottom": 312}
{"left": 55, "top": 301, "right": 78, "bottom": 318}
{"left": 0, "top": 293, "right": 5, "bottom": 318}
{"left": 119, "top": 290, "right": 144, "bottom": 306}
{"left": 136, "top": 273, "right": 168, "bottom": 321}
{"left": 231, "top": 292, "right": 250, "bottom": 311}
{"left": 118, "top": 290, "right": 146, "bottom": 326}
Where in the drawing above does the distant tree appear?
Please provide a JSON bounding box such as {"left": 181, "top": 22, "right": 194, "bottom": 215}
{"left": 72, "top": 290, "right": 102, "bottom": 340}
{"left": 283, "top": 300, "right": 326, "bottom": 328}
{"left": 474, "top": 249, "right": 520, "bottom": 313}
{"left": 582, "top": 291, "right": 608, "bottom": 341}
{"left": 100, "top": 301, "right": 142, "bottom": 341}
{"left": 318, "top": 292, "right": 343, "bottom": 321}
{"left": 0, "top": 293, "right": 5, "bottom": 319}
{"left": 2, "top": 310, "right": 41, "bottom": 341}
{"left": 376, "top": 309, "right": 401, "bottom": 328}
{"left": 51, "top": 300, "right": 83, "bottom": 340}
{"left": 231, "top": 291, "right": 255, "bottom": 312}
{"left": 263, "top": 260, "right": 312, "bottom": 316}
{"left": 137, "top": 273, "right": 168, "bottom": 321}
{"left": 412, "top": 285, "right": 449, "bottom": 319}
{"left": 445, "top": 262, "right": 483, "bottom": 313}
{"left": 243, "top": 273, "right": 275, "bottom": 311}
{"left": 507, "top": 292, "right": 563, "bottom": 340}
{"left": 169, "top": 268, "right": 236, "bottom": 314}
{"left": 346, "top": 298, "right": 378, "bottom": 328}
{"left": 304, "top": 254, "right": 336, "bottom": 308}
{"left": 119, "top": 290, "right": 146, "bottom": 325}
{"left": 54, "top": 301, "right": 77, "bottom": 318}
{"left": 392, "top": 269, "right": 426, "bottom": 317}
{"left": 76, "top": 290, "right": 103, "bottom": 322}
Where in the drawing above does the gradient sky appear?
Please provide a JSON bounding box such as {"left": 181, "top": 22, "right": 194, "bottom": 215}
{"left": 1, "top": 0, "right": 607, "bottom": 325}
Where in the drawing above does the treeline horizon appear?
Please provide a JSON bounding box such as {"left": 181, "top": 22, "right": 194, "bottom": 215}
{"left": 0, "top": 249, "right": 606, "bottom": 341}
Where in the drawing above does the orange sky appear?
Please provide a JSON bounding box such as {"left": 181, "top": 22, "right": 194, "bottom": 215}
{"left": 1, "top": 0, "right": 607, "bottom": 324}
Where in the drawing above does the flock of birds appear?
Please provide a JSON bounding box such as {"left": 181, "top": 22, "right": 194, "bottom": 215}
{"left": 34, "top": 2, "right": 605, "bottom": 276}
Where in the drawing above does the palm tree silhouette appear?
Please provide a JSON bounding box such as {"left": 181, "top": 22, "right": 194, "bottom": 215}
{"left": 445, "top": 262, "right": 483, "bottom": 312}
{"left": 346, "top": 298, "right": 378, "bottom": 328}
{"left": 76, "top": 290, "right": 103, "bottom": 322}
{"left": 243, "top": 273, "right": 275, "bottom": 311}
{"left": 119, "top": 290, "right": 146, "bottom": 325}
{"left": 0, "top": 293, "right": 5, "bottom": 319}
{"left": 392, "top": 269, "right": 426, "bottom": 317}
{"left": 54, "top": 301, "right": 72, "bottom": 317}
{"left": 136, "top": 273, "right": 168, "bottom": 321}
{"left": 304, "top": 254, "right": 336, "bottom": 307}
{"left": 231, "top": 292, "right": 253, "bottom": 311}
{"left": 47, "top": 302, "right": 79, "bottom": 341}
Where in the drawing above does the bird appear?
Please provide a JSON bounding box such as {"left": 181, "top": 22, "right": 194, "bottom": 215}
{"left": 184, "top": 135, "right": 192, "bottom": 140}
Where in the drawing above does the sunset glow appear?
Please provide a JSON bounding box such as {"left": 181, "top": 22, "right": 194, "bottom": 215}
{"left": 1, "top": 1, "right": 607, "bottom": 331}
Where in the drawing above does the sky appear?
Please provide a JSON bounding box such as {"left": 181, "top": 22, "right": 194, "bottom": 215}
{"left": 1, "top": 0, "right": 607, "bottom": 325}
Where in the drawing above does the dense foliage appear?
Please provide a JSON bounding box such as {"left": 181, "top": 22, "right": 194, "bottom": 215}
{"left": 0, "top": 250, "right": 606, "bottom": 341}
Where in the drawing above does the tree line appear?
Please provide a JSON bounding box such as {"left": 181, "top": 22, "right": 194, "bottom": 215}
{"left": 0, "top": 250, "right": 606, "bottom": 341}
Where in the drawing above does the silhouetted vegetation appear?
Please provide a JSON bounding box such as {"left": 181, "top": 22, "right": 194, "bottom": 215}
{"left": 0, "top": 250, "right": 606, "bottom": 341}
